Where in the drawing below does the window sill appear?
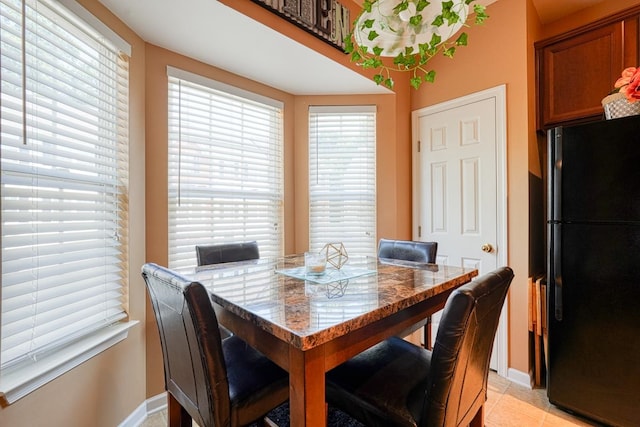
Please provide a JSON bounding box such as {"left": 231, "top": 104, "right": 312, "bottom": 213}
{"left": 0, "top": 321, "right": 139, "bottom": 404}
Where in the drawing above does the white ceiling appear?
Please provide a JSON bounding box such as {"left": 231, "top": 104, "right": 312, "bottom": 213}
{"left": 97, "top": 0, "right": 605, "bottom": 95}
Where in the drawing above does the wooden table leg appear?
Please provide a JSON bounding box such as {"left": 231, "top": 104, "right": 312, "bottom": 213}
{"left": 289, "top": 345, "right": 326, "bottom": 427}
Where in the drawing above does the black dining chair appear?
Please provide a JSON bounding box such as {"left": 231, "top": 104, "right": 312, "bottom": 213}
{"left": 195, "top": 241, "right": 260, "bottom": 339}
{"left": 377, "top": 238, "right": 438, "bottom": 264}
{"left": 326, "top": 266, "right": 514, "bottom": 427}
{"left": 141, "top": 263, "right": 288, "bottom": 427}
{"left": 196, "top": 241, "right": 260, "bottom": 266}
{"left": 378, "top": 238, "right": 438, "bottom": 348}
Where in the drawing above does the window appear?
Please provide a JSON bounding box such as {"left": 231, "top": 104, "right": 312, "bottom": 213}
{"left": 309, "top": 106, "right": 376, "bottom": 256}
{"left": 0, "top": 0, "right": 130, "bottom": 401}
{"left": 167, "top": 68, "right": 284, "bottom": 269}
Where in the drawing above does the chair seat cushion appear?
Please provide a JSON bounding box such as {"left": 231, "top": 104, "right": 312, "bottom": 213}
{"left": 326, "top": 337, "right": 431, "bottom": 427}
{"left": 223, "top": 336, "right": 289, "bottom": 426}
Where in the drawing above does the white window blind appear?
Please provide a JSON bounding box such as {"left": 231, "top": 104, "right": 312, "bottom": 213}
{"left": 0, "top": 0, "right": 130, "bottom": 369}
{"left": 168, "top": 69, "right": 284, "bottom": 269}
{"left": 309, "top": 106, "right": 377, "bottom": 256}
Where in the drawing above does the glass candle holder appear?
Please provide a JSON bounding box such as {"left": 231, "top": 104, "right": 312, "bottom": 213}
{"left": 305, "top": 251, "right": 327, "bottom": 275}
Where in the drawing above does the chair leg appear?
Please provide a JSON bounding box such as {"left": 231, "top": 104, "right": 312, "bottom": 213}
{"left": 424, "top": 316, "right": 433, "bottom": 350}
{"left": 469, "top": 404, "right": 484, "bottom": 427}
{"left": 168, "top": 393, "right": 192, "bottom": 427}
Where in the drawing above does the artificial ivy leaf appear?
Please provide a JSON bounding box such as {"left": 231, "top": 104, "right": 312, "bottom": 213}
{"left": 393, "top": 0, "right": 409, "bottom": 14}
{"left": 432, "top": 15, "right": 444, "bottom": 27}
{"left": 474, "top": 5, "right": 488, "bottom": 24}
{"left": 416, "top": 0, "right": 430, "bottom": 12}
{"left": 344, "top": 36, "right": 354, "bottom": 53}
{"left": 424, "top": 70, "right": 436, "bottom": 82}
{"left": 410, "top": 77, "right": 422, "bottom": 90}
{"left": 403, "top": 54, "right": 416, "bottom": 69}
{"left": 393, "top": 53, "right": 406, "bottom": 65}
{"left": 464, "top": 0, "right": 473, "bottom": 4}
{"left": 351, "top": 51, "right": 362, "bottom": 62}
{"left": 373, "top": 74, "right": 385, "bottom": 85}
{"left": 404, "top": 45, "right": 415, "bottom": 55}
{"left": 364, "top": 19, "right": 375, "bottom": 29}
{"left": 363, "top": 0, "right": 373, "bottom": 13}
{"left": 373, "top": 46, "right": 384, "bottom": 56}
{"left": 362, "top": 58, "right": 377, "bottom": 69}
{"left": 368, "top": 30, "right": 379, "bottom": 41}
{"left": 444, "top": 46, "right": 456, "bottom": 58}
{"left": 430, "top": 33, "right": 442, "bottom": 47}
{"left": 384, "top": 77, "right": 394, "bottom": 89}
{"left": 418, "top": 42, "right": 436, "bottom": 57}
{"left": 409, "top": 15, "right": 423, "bottom": 26}
{"left": 456, "top": 32, "right": 468, "bottom": 46}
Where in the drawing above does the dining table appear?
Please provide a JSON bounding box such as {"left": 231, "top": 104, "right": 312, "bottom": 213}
{"left": 179, "top": 254, "right": 478, "bottom": 427}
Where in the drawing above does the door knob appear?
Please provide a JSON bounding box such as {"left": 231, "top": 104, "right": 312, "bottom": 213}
{"left": 481, "top": 243, "right": 493, "bottom": 253}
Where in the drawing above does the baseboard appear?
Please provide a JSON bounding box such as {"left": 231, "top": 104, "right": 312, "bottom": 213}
{"left": 146, "top": 393, "right": 168, "bottom": 415}
{"left": 507, "top": 367, "right": 532, "bottom": 389}
{"left": 118, "top": 393, "right": 167, "bottom": 427}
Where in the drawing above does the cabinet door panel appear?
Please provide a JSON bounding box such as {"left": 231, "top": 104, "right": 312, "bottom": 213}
{"left": 539, "top": 23, "right": 623, "bottom": 128}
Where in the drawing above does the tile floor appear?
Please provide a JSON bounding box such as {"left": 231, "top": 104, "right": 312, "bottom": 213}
{"left": 140, "top": 372, "right": 600, "bottom": 427}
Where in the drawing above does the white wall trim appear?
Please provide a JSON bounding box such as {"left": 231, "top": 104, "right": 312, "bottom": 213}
{"left": 0, "top": 321, "right": 138, "bottom": 404}
{"left": 118, "top": 393, "right": 167, "bottom": 427}
{"left": 507, "top": 368, "right": 533, "bottom": 389}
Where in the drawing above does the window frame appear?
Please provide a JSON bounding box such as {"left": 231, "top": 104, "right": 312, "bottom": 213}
{"left": 308, "top": 105, "right": 377, "bottom": 256}
{"left": 0, "top": 0, "right": 135, "bottom": 404}
{"left": 166, "top": 67, "right": 285, "bottom": 269}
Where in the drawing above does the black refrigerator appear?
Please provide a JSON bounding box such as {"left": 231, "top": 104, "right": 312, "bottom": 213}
{"left": 547, "top": 116, "right": 640, "bottom": 427}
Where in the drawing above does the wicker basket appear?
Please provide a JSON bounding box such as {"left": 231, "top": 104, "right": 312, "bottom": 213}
{"left": 601, "top": 92, "right": 640, "bottom": 119}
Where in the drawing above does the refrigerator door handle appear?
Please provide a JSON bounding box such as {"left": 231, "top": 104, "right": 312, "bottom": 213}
{"left": 555, "top": 279, "right": 563, "bottom": 321}
{"left": 553, "top": 223, "right": 563, "bottom": 321}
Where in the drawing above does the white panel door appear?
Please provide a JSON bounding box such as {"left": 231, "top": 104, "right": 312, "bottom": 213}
{"left": 412, "top": 86, "right": 507, "bottom": 375}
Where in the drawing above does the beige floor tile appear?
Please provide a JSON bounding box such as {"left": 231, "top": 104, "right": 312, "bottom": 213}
{"left": 488, "top": 371, "right": 512, "bottom": 394}
{"left": 490, "top": 393, "right": 549, "bottom": 423}
{"left": 486, "top": 402, "right": 544, "bottom": 427}
{"left": 140, "top": 411, "right": 166, "bottom": 427}
{"left": 504, "top": 384, "right": 551, "bottom": 411}
{"left": 543, "top": 405, "right": 599, "bottom": 427}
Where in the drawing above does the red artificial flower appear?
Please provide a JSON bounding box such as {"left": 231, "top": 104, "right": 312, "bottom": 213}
{"left": 615, "top": 67, "right": 637, "bottom": 89}
{"left": 624, "top": 68, "right": 640, "bottom": 103}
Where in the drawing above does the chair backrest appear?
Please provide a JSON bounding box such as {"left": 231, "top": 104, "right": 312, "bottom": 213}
{"left": 422, "top": 266, "right": 514, "bottom": 427}
{"left": 377, "top": 238, "right": 437, "bottom": 263}
{"left": 196, "top": 241, "right": 260, "bottom": 266}
{"left": 141, "top": 263, "right": 230, "bottom": 427}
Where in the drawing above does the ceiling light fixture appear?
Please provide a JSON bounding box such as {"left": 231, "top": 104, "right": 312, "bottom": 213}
{"left": 345, "top": 0, "right": 488, "bottom": 90}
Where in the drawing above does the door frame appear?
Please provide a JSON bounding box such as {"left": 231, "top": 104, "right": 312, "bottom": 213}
{"left": 411, "top": 84, "right": 508, "bottom": 377}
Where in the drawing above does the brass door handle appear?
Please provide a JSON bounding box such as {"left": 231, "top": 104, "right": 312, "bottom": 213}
{"left": 481, "top": 243, "right": 493, "bottom": 253}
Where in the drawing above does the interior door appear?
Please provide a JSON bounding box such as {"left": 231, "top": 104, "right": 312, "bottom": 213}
{"left": 412, "top": 85, "right": 507, "bottom": 374}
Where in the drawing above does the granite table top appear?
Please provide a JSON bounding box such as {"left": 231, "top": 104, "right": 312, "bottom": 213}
{"left": 180, "top": 255, "right": 478, "bottom": 351}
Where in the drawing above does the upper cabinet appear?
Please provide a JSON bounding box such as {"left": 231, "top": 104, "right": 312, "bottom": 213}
{"left": 536, "top": 7, "right": 640, "bottom": 130}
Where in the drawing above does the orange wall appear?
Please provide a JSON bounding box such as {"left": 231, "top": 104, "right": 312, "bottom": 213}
{"left": 0, "top": 0, "right": 148, "bottom": 426}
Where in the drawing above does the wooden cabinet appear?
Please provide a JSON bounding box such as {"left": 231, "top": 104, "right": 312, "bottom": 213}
{"left": 536, "top": 8, "right": 640, "bottom": 130}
